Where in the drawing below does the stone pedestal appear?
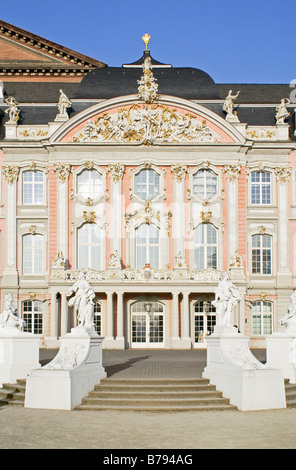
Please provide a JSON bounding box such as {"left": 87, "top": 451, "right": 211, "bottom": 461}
{"left": 25, "top": 327, "right": 106, "bottom": 410}
{"left": 202, "top": 326, "right": 286, "bottom": 411}
{"left": 266, "top": 333, "right": 296, "bottom": 383}
{"left": 0, "top": 328, "right": 40, "bottom": 386}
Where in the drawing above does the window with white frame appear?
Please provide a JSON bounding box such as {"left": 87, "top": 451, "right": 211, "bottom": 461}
{"left": 22, "top": 300, "right": 43, "bottom": 334}
{"left": 23, "top": 234, "right": 44, "bottom": 275}
{"left": 193, "top": 224, "right": 217, "bottom": 270}
{"left": 77, "top": 169, "right": 103, "bottom": 199}
{"left": 136, "top": 223, "right": 160, "bottom": 269}
{"left": 94, "top": 300, "right": 102, "bottom": 335}
{"left": 252, "top": 300, "right": 273, "bottom": 335}
{"left": 135, "top": 169, "right": 160, "bottom": 201}
{"left": 77, "top": 223, "right": 102, "bottom": 270}
{"left": 251, "top": 171, "right": 271, "bottom": 205}
{"left": 22, "top": 170, "right": 44, "bottom": 204}
{"left": 193, "top": 169, "right": 218, "bottom": 200}
{"left": 252, "top": 234, "right": 272, "bottom": 274}
{"left": 194, "top": 301, "right": 216, "bottom": 343}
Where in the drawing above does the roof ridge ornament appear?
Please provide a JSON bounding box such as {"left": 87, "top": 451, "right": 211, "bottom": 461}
{"left": 137, "top": 56, "right": 160, "bottom": 103}
{"left": 142, "top": 33, "right": 151, "bottom": 51}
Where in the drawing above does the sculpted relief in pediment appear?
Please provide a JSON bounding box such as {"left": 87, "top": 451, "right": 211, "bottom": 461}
{"left": 71, "top": 104, "right": 221, "bottom": 145}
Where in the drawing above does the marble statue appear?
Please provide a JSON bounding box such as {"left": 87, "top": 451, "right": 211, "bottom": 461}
{"left": 212, "top": 271, "right": 242, "bottom": 327}
{"left": 66, "top": 271, "right": 95, "bottom": 330}
{"left": 4, "top": 96, "right": 20, "bottom": 124}
{"left": 174, "top": 251, "right": 187, "bottom": 268}
{"left": 275, "top": 98, "right": 290, "bottom": 125}
{"left": 223, "top": 90, "right": 240, "bottom": 121}
{"left": 55, "top": 89, "right": 72, "bottom": 121}
{"left": 51, "top": 250, "right": 66, "bottom": 268}
{"left": 0, "top": 293, "right": 25, "bottom": 330}
{"left": 278, "top": 289, "right": 296, "bottom": 335}
{"left": 137, "top": 56, "right": 159, "bottom": 103}
{"left": 108, "top": 250, "right": 121, "bottom": 269}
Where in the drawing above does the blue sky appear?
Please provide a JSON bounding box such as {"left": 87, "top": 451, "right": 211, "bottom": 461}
{"left": 1, "top": 0, "right": 295, "bottom": 83}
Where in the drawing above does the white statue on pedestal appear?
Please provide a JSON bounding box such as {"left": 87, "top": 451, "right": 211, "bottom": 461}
{"left": 66, "top": 272, "right": 95, "bottom": 331}
{"left": 5, "top": 96, "right": 20, "bottom": 124}
{"left": 55, "top": 89, "right": 72, "bottom": 121}
{"left": 223, "top": 90, "right": 240, "bottom": 122}
{"left": 275, "top": 98, "right": 290, "bottom": 125}
{"left": 0, "top": 293, "right": 25, "bottom": 331}
{"left": 278, "top": 289, "right": 296, "bottom": 335}
{"left": 212, "top": 271, "right": 242, "bottom": 328}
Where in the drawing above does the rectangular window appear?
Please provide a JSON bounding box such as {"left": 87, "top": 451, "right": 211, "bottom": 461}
{"left": 252, "top": 234, "right": 272, "bottom": 275}
{"left": 251, "top": 172, "right": 271, "bottom": 205}
{"left": 23, "top": 234, "right": 44, "bottom": 275}
{"left": 252, "top": 301, "right": 273, "bottom": 335}
{"left": 23, "top": 171, "right": 44, "bottom": 205}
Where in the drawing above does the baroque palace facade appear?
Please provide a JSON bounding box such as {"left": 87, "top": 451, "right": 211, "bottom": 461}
{"left": 0, "top": 21, "right": 295, "bottom": 349}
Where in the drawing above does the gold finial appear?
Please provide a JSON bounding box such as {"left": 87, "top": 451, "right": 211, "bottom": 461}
{"left": 142, "top": 33, "right": 151, "bottom": 51}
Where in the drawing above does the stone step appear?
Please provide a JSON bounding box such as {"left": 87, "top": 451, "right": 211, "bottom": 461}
{"left": 88, "top": 390, "right": 223, "bottom": 399}
{"left": 75, "top": 403, "right": 237, "bottom": 412}
{"left": 94, "top": 384, "right": 217, "bottom": 392}
{"left": 284, "top": 380, "right": 296, "bottom": 407}
{"left": 81, "top": 396, "right": 232, "bottom": 407}
{"left": 99, "top": 378, "right": 210, "bottom": 386}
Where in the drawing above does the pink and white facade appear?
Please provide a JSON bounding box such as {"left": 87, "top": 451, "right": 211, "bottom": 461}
{"left": 0, "top": 41, "right": 295, "bottom": 349}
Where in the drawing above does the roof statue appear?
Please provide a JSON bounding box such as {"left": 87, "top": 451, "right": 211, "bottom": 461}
{"left": 4, "top": 96, "right": 20, "bottom": 124}
{"left": 275, "top": 98, "right": 290, "bottom": 125}
{"left": 223, "top": 90, "right": 240, "bottom": 123}
{"left": 55, "top": 89, "right": 72, "bottom": 121}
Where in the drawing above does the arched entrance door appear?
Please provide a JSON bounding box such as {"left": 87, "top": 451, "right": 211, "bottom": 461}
{"left": 131, "top": 300, "right": 165, "bottom": 348}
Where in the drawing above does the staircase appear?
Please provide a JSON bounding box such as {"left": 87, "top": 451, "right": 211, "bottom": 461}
{"left": 285, "top": 379, "right": 296, "bottom": 408}
{"left": 75, "top": 378, "right": 237, "bottom": 412}
{"left": 1, "top": 377, "right": 296, "bottom": 411}
{"left": 0, "top": 379, "right": 26, "bottom": 407}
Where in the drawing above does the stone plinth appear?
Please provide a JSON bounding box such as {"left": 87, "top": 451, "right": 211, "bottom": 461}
{"left": 202, "top": 326, "right": 286, "bottom": 411}
{"left": 266, "top": 333, "right": 296, "bottom": 383}
{"left": 25, "top": 327, "right": 106, "bottom": 410}
{"left": 0, "top": 328, "right": 40, "bottom": 386}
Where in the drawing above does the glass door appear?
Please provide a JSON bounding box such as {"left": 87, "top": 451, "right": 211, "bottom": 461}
{"left": 131, "top": 301, "right": 165, "bottom": 348}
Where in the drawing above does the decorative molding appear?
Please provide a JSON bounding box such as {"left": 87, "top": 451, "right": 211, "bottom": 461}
{"left": 223, "top": 164, "right": 241, "bottom": 181}
{"left": 107, "top": 163, "right": 125, "bottom": 182}
{"left": 53, "top": 163, "right": 71, "bottom": 182}
{"left": 82, "top": 211, "right": 96, "bottom": 223}
{"left": 274, "top": 166, "right": 291, "bottom": 184}
{"left": 2, "top": 164, "right": 19, "bottom": 184}
{"left": 72, "top": 105, "right": 221, "bottom": 145}
{"left": 171, "top": 164, "right": 188, "bottom": 182}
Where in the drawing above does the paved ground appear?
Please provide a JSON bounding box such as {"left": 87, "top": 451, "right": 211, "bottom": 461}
{"left": 1, "top": 348, "right": 295, "bottom": 450}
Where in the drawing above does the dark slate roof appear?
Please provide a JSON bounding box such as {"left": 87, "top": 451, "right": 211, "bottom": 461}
{"left": 1, "top": 81, "right": 80, "bottom": 103}
{"left": 74, "top": 66, "right": 221, "bottom": 100}
{"left": 217, "top": 84, "right": 292, "bottom": 104}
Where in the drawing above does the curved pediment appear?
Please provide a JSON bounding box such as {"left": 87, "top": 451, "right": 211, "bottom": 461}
{"left": 50, "top": 95, "right": 246, "bottom": 145}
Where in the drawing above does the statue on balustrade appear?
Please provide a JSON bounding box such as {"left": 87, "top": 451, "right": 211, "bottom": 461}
{"left": 212, "top": 271, "right": 242, "bottom": 327}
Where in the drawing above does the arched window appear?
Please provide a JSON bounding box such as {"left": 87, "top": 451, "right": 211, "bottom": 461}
{"left": 251, "top": 171, "right": 271, "bottom": 205}
{"left": 77, "top": 223, "right": 102, "bottom": 270}
{"left": 23, "top": 170, "right": 44, "bottom": 204}
{"left": 194, "top": 224, "right": 217, "bottom": 270}
{"left": 252, "top": 301, "right": 273, "bottom": 335}
{"left": 23, "top": 234, "right": 44, "bottom": 274}
{"left": 193, "top": 169, "right": 217, "bottom": 200}
{"left": 135, "top": 169, "right": 160, "bottom": 200}
{"left": 252, "top": 234, "right": 272, "bottom": 274}
{"left": 22, "top": 300, "right": 43, "bottom": 334}
{"left": 77, "top": 169, "right": 102, "bottom": 199}
{"left": 136, "top": 223, "right": 160, "bottom": 269}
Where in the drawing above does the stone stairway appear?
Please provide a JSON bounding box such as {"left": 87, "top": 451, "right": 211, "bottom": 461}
{"left": 1, "top": 377, "right": 296, "bottom": 411}
{"left": 0, "top": 379, "right": 26, "bottom": 407}
{"left": 284, "top": 379, "right": 296, "bottom": 408}
{"left": 74, "top": 378, "right": 237, "bottom": 412}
